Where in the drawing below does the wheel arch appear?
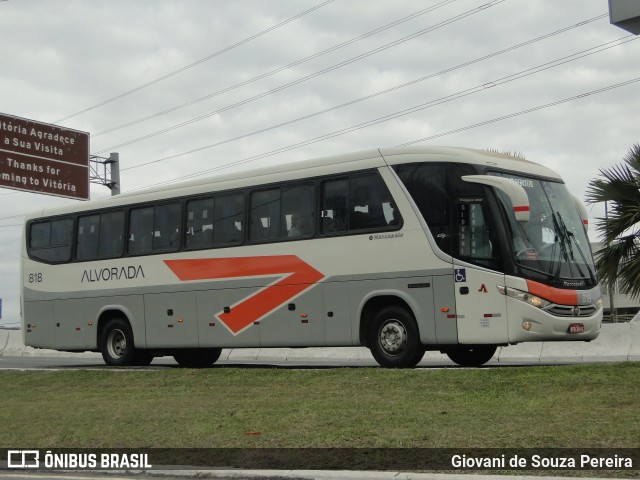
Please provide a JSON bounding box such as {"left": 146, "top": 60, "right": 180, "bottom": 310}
{"left": 96, "top": 306, "right": 144, "bottom": 349}
{"left": 358, "top": 291, "right": 419, "bottom": 347}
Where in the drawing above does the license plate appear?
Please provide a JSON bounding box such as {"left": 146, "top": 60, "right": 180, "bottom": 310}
{"left": 568, "top": 323, "right": 585, "bottom": 334}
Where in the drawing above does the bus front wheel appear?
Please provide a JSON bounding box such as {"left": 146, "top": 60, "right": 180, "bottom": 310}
{"left": 100, "top": 318, "right": 137, "bottom": 366}
{"left": 369, "top": 305, "right": 424, "bottom": 368}
{"left": 445, "top": 345, "right": 497, "bottom": 367}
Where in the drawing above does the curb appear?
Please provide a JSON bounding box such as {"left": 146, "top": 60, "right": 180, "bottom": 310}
{"left": 2, "top": 324, "right": 636, "bottom": 364}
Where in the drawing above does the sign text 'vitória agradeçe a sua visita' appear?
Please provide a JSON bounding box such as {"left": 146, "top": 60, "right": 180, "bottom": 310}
{"left": 0, "top": 112, "right": 89, "bottom": 200}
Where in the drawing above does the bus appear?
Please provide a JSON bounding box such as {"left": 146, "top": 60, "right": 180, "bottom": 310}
{"left": 21, "top": 146, "right": 602, "bottom": 368}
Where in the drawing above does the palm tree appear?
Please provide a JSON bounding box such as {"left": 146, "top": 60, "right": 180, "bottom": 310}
{"left": 586, "top": 143, "right": 640, "bottom": 301}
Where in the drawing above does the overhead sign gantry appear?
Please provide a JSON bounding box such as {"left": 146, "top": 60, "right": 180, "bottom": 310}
{"left": 609, "top": 0, "right": 640, "bottom": 34}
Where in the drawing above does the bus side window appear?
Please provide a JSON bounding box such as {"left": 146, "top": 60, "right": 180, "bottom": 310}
{"left": 99, "top": 211, "right": 125, "bottom": 258}
{"left": 128, "top": 207, "right": 154, "bottom": 255}
{"left": 394, "top": 163, "right": 452, "bottom": 254}
{"left": 321, "top": 179, "right": 349, "bottom": 234}
{"left": 283, "top": 184, "right": 314, "bottom": 238}
{"left": 322, "top": 174, "right": 399, "bottom": 234}
{"left": 187, "top": 198, "right": 214, "bottom": 249}
{"left": 250, "top": 189, "right": 281, "bottom": 242}
{"left": 75, "top": 211, "right": 124, "bottom": 261}
{"left": 350, "top": 174, "right": 394, "bottom": 230}
{"left": 455, "top": 200, "right": 501, "bottom": 269}
{"left": 77, "top": 215, "right": 100, "bottom": 260}
{"left": 153, "top": 203, "right": 182, "bottom": 251}
{"left": 30, "top": 222, "right": 51, "bottom": 249}
{"left": 214, "top": 193, "right": 244, "bottom": 245}
{"left": 28, "top": 218, "right": 74, "bottom": 263}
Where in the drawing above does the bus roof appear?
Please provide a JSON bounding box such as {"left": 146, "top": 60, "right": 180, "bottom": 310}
{"left": 25, "top": 146, "right": 562, "bottom": 221}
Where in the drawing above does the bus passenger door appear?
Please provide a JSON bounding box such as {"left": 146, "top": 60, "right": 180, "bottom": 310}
{"left": 432, "top": 275, "right": 458, "bottom": 344}
{"left": 452, "top": 199, "right": 508, "bottom": 344}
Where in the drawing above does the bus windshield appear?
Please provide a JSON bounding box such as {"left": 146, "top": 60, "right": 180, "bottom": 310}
{"left": 496, "top": 174, "right": 596, "bottom": 288}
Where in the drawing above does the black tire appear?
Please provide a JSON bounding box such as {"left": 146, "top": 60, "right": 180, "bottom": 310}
{"left": 445, "top": 345, "right": 497, "bottom": 367}
{"left": 173, "top": 348, "right": 222, "bottom": 368}
{"left": 369, "top": 305, "right": 424, "bottom": 368}
{"left": 132, "top": 350, "right": 154, "bottom": 366}
{"left": 100, "top": 318, "right": 137, "bottom": 366}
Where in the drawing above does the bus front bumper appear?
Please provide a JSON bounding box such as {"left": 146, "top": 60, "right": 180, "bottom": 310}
{"left": 506, "top": 296, "right": 602, "bottom": 344}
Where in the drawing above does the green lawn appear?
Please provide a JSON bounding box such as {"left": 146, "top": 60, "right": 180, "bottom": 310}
{"left": 0, "top": 363, "right": 638, "bottom": 449}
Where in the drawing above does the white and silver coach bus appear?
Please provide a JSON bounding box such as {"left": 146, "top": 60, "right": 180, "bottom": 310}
{"left": 21, "top": 146, "right": 602, "bottom": 368}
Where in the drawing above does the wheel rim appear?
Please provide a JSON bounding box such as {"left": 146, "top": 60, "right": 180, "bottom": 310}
{"left": 378, "top": 320, "right": 407, "bottom": 355}
{"left": 107, "top": 328, "right": 127, "bottom": 359}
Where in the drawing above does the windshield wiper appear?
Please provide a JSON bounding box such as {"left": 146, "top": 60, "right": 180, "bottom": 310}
{"left": 550, "top": 212, "right": 571, "bottom": 280}
{"left": 553, "top": 211, "right": 596, "bottom": 284}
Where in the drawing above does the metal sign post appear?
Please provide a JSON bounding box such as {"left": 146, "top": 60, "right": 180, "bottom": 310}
{"left": 90, "top": 152, "right": 120, "bottom": 196}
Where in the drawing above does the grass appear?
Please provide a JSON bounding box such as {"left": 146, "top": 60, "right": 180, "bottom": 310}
{"left": 0, "top": 362, "right": 638, "bottom": 449}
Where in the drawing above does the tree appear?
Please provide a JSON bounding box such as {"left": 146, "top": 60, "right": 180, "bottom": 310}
{"left": 586, "top": 143, "right": 640, "bottom": 300}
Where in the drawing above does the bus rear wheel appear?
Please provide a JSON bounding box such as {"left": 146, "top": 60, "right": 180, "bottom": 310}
{"left": 445, "top": 345, "right": 497, "bottom": 367}
{"left": 369, "top": 305, "right": 424, "bottom": 368}
{"left": 173, "top": 348, "right": 222, "bottom": 368}
{"left": 100, "top": 318, "right": 138, "bottom": 366}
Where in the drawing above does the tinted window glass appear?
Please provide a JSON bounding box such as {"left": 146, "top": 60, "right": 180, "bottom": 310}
{"left": 350, "top": 174, "right": 397, "bottom": 230}
{"left": 77, "top": 211, "right": 125, "bottom": 260}
{"left": 30, "top": 222, "right": 51, "bottom": 249}
{"left": 455, "top": 200, "right": 501, "bottom": 269}
{"left": 213, "top": 194, "right": 244, "bottom": 245}
{"left": 250, "top": 189, "right": 281, "bottom": 241}
{"left": 321, "top": 179, "right": 349, "bottom": 234}
{"left": 153, "top": 203, "right": 182, "bottom": 251}
{"left": 394, "top": 163, "right": 481, "bottom": 255}
{"left": 250, "top": 185, "right": 316, "bottom": 242}
{"left": 28, "top": 218, "right": 74, "bottom": 263}
{"left": 395, "top": 162, "right": 502, "bottom": 268}
{"left": 283, "top": 184, "right": 315, "bottom": 238}
{"left": 321, "top": 173, "right": 399, "bottom": 234}
{"left": 77, "top": 215, "right": 101, "bottom": 260}
{"left": 99, "top": 211, "right": 125, "bottom": 258}
{"left": 394, "top": 163, "right": 451, "bottom": 252}
{"left": 129, "top": 207, "right": 154, "bottom": 255}
{"left": 129, "top": 203, "right": 182, "bottom": 255}
{"left": 187, "top": 198, "right": 214, "bottom": 249}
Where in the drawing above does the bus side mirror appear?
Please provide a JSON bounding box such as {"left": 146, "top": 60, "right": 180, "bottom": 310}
{"left": 461, "top": 175, "right": 530, "bottom": 222}
{"left": 572, "top": 195, "right": 589, "bottom": 231}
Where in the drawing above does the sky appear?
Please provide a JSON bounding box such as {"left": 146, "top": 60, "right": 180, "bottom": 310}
{"left": 1, "top": 0, "right": 639, "bottom": 326}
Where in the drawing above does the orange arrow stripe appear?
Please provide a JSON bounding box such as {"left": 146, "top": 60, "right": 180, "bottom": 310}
{"left": 164, "top": 255, "right": 325, "bottom": 334}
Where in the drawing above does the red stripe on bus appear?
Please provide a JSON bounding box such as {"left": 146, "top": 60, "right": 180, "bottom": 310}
{"left": 164, "top": 255, "right": 324, "bottom": 334}
{"left": 526, "top": 280, "right": 578, "bottom": 305}
{"left": 513, "top": 206, "right": 530, "bottom": 212}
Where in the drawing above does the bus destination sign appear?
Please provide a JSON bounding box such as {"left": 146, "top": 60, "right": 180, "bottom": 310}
{"left": 0, "top": 112, "right": 90, "bottom": 200}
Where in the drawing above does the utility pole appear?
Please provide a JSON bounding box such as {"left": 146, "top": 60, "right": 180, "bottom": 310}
{"left": 605, "top": 201, "right": 618, "bottom": 323}
{"left": 89, "top": 152, "right": 121, "bottom": 196}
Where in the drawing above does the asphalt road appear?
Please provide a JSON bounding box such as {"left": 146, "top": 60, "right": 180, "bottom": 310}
{"left": 0, "top": 354, "right": 582, "bottom": 370}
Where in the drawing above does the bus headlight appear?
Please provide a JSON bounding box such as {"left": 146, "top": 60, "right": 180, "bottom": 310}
{"left": 497, "top": 285, "right": 551, "bottom": 309}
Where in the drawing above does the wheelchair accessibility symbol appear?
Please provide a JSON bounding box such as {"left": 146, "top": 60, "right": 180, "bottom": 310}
{"left": 454, "top": 268, "right": 466, "bottom": 283}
